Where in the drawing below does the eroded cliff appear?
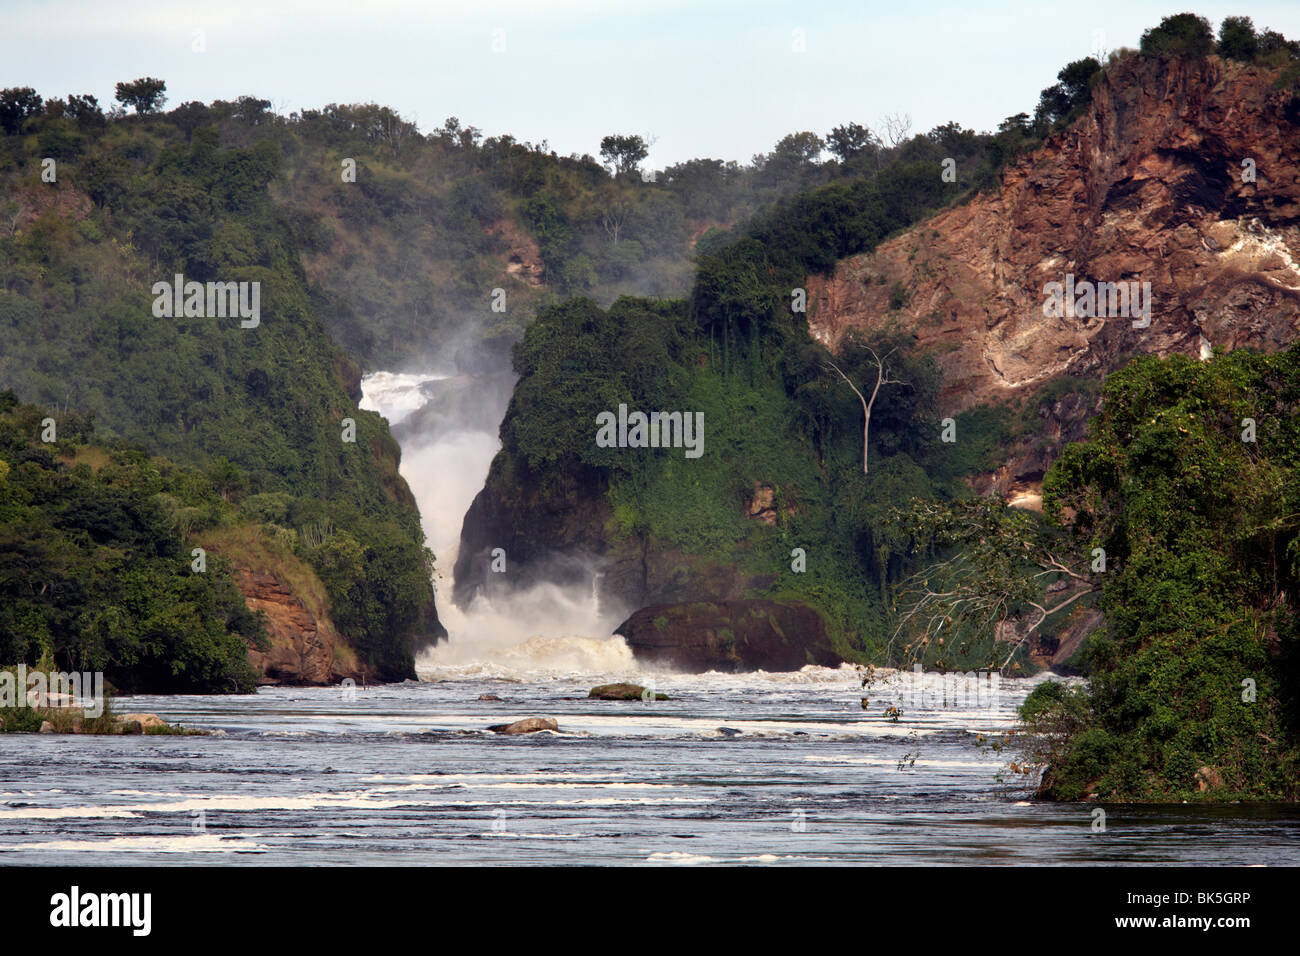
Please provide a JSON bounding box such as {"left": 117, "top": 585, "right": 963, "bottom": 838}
{"left": 808, "top": 56, "right": 1300, "bottom": 420}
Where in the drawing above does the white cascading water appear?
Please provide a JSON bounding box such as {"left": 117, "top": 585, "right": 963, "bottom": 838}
{"left": 359, "top": 371, "right": 639, "bottom": 681}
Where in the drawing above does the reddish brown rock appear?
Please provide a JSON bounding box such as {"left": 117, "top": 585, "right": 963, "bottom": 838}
{"left": 807, "top": 55, "right": 1300, "bottom": 501}
{"left": 746, "top": 483, "right": 778, "bottom": 525}
{"left": 1196, "top": 765, "right": 1225, "bottom": 791}
{"left": 488, "top": 717, "right": 559, "bottom": 735}
{"left": 233, "top": 567, "right": 362, "bottom": 687}
{"left": 487, "top": 217, "right": 545, "bottom": 286}
{"left": 5, "top": 183, "right": 93, "bottom": 232}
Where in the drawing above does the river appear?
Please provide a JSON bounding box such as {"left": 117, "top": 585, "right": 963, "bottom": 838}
{"left": 1, "top": 371, "right": 1296, "bottom": 866}
{"left": 3, "top": 671, "right": 1297, "bottom": 865}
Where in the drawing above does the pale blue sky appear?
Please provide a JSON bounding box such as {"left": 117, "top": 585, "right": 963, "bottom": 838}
{"left": 4, "top": 1, "right": 1298, "bottom": 168}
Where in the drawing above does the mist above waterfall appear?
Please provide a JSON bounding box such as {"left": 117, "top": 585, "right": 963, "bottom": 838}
{"left": 360, "top": 367, "right": 636, "bottom": 680}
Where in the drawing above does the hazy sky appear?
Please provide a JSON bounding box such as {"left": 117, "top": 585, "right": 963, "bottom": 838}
{"left": 5, "top": 1, "right": 1299, "bottom": 168}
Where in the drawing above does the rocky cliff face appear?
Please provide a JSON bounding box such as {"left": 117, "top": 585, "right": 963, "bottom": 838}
{"left": 487, "top": 218, "right": 545, "bottom": 287}
{"left": 454, "top": 55, "right": 1300, "bottom": 668}
{"left": 808, "top": 56, "right": 1300, "bottom": 425}
{"left": 454, "top": 461, "right": 778, "bottom": 613}
{"left": 233, "top": 566, "right": 363, "bottom": 686}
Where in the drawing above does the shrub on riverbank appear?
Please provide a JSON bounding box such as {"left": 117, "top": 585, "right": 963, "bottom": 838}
{"left": 0, "top": 692, "right": 118, "bottom": 734}
{"left": 1021, "top": 348, "right": 1300, "bottom": 801}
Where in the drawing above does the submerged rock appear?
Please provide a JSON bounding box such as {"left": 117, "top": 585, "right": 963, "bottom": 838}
{"left": 588, "top": 683, "right": 669, "bottom": 701}
{"left": 488, "top": 717, "right": 559, "bottom": 735}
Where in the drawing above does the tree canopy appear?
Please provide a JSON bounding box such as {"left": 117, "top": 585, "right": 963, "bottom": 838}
{"left": 114, "top": 76, "right": 168, "bottom": 114}
{"left": 1021, "top": 348, "right": 1300, "bottom": 800}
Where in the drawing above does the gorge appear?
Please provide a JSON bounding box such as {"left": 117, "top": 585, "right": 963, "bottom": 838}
{"left": 2, "top": 12, "right": 1299, "bottom": 813}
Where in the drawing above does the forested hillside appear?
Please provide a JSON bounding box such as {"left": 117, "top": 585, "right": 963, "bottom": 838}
{"left": 40, "top": 91, "right": 1035, "bottom": 369}
{"left": 0, "top": 92, "right": 443, "bottom": 683}
{"left": 454, "top": 31, "right": 1125, "bottom": 670}
{"left": 263, "top": 104, "right": 1018, "bottom": 367}
{"left": 0, "top": 62, "right": 1041, "bottom": 686}
{"left": 0, "top": 393, "right": 262, "bottom": 692}
{"left": 457, "top": 14, "right": 1300, "bottom": 798}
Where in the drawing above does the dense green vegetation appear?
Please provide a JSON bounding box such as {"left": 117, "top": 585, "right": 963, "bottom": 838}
{"left": 0, "top": 97, "right": 441, "bottom": 681}
{"left": 1140, "top": 11, "right": 1299, "bottom": 62}
{"left": 0, "top": 393, "right": 262, "bottom": 692}
{"left": 495, "top": 258, "right": 1022, "bottom": 668}
{"left": 482, "top": 15, "right": 1300, "bottom": 802}
{"left": 493, "top": 299, "right": 1074, "bottom": 671}
{"left": 1, "top": 71, "right": 1066, "bottom": 370}
{"left": 1017, "top": 348, "right": 1300, "bottom": 801}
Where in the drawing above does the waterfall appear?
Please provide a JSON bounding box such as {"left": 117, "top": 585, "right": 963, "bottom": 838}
{"left": 360, "top": 370, "right": 638, "bottom": 680}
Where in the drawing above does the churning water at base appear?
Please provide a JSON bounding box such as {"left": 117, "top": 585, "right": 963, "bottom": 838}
{"left": 2, "top": 371, "right": 1295, "bottom": 865}
{"left": 3, "top": 672, "right": 1298, "bottom": 865}
{"left": 360, "top": 368, "right": 635, "bottom": 677}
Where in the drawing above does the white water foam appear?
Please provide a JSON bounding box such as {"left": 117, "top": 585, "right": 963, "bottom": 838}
{"left": 361, "top": 370, "right": 637, "bottom": 682}
{"left": 2, "top": 834, "right": 270, "bottom": 853}
{"left": 358, "top": 370, "right": 449, "bottom": 425}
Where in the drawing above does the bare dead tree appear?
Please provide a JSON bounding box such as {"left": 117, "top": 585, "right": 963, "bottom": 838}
{"left": 601, "top": 208, "right": 624, "bottom": 243}
{"left": 892, "top": 547, "right": 1095, "bottom": 670}
{"left": 601, "top": 192, "right": 632, "bottom": 244}
{"left": 884, "top": 496, "right": 1099, "bottom": 672}
{"left": 3, "top": 200, "right": 21, "bottom": 237}
{"left": 382, "top": 112, "right": 409, "bottom": 157}
{"left": 825, "top": 346, "right": 902, "bottom": 474}
{"left": 880, "top": 111, "right": 913, "bottom": 148}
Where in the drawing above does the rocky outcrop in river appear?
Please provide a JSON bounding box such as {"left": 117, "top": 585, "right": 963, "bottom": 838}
{"left": 614, "top": 600, "right": 843, "bottom": 672}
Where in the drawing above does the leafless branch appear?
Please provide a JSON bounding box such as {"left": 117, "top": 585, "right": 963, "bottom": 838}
{"left": 825, "top": 346, "right": 902, "bottom": 474}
